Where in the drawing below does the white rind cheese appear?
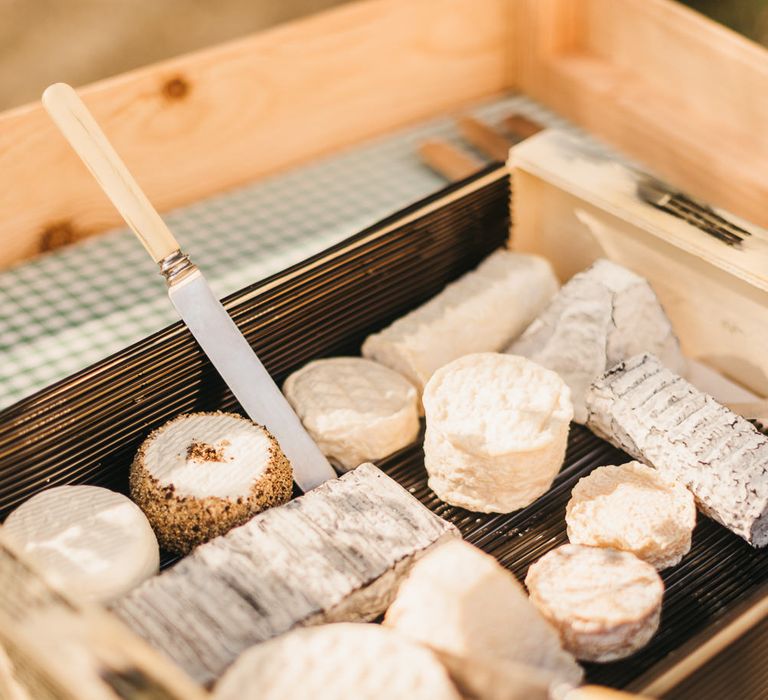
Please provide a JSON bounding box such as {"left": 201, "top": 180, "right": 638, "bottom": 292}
{"left": 283, "top": 357, "right": 419, "bottom": 471}
{"left": 383, "top": 540, "right": 583, "bottom": 695}
{"left": 586, "top": 353, "right": 768, "bottom": 547}
{"left": 525, "top": 544, "right": 664, "bottom": 662}
{"left": 509, "top": 259, "right": 686, "bottom": 423}
{"left": 362, "top": 249, "right": 558, "bottom": 397}
{"left": 3, "top": 485, "right": 159, "bottom": 604}
{"left": 112, "top": 464, "right": 459, "bottom": 686}
{"left": 423, "top": 353, "right": 572, "bottom": 512}
{"left": 213, "top": 623, "right": 461, "bottom": 700}
{"left": 566, "top": 461, "right": 696, "bottom": 569}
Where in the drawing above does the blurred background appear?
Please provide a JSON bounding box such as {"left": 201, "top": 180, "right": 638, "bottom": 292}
{"left": 0, "top": 0, "right": 765, "bottom": 111}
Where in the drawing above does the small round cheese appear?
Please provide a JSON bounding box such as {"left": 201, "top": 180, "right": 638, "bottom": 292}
{"left": 566, "top": 461, "right": 696, "bottom": 569}
{"left": 525, "top": 544, "right": 664, "bottom": 662}
{"left": 423, "top": 353, "right": 572, "bottom": 512}
{"left": 3, "top": 485, "right": 159, "bottom": 603}
{"left": 283, "top": 357, "right": 419, "bottom": 471}
{"left": 131, "top": 412, "right": 292, "bottom": 554}
{"left": 213, "top": 623, "right": 461, "bottom": 700}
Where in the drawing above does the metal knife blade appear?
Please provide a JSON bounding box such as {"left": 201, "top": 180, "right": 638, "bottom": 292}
{"left": 168, "top": 270, "right": 335, "bottom": 491}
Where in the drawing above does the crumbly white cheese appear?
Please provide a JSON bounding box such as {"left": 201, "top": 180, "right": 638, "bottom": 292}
{"left": 509, "top": 259, "right": 686, "bottom": 423}
{"left": 566, "top": 461, "right": 696, "bottom": 569}
{"left": 422, "top": 353, "right": 572, "bottom": 512}
{"left": 586, "top": 353, "right": 768, "bottom": 547}
{"left": 283, "top": 357, "right": 419, "bottom": 471}
{"left": 3, "top": 485, "right": 159, "bottom": 604}
{"left": 383, "top": 540, "right": 583, "bottom": 694}
{"left": 213, "top": 623, "right": 461, "bottom": 700}
{"left": 362, "top": 249, "right": 558, "bottom": 396}
{"left": 525, "top": 544, "right": 664, "bottom": 662}
{"left": 143, "top": 412, "right": 274, "bottom": 499}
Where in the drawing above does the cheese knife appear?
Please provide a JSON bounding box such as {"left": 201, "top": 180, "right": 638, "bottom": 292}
{"left": 42, "top": 83, "right": 335, "bottom": 492}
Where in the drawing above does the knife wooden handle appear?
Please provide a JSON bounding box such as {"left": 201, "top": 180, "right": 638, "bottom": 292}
{"left": 42, "top": 83, "right": 179, "bottom": 263}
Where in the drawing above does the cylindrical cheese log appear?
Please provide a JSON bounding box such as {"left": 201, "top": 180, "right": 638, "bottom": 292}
{"left": 131, "top": 412, "right": 293, "bottom": 554}
{"left": 3, "top": 485, "right": 159, "bottom": 603}
{"left": 213, "top": 624, "right": 461, "bottom": 700}
{"left": 283, "top": 357, "right": 419, "bottom": 471}
{"left": 566, "top": 461, "right": 696, "bottom": 569}
{"left": 383, "top": 540, "right": 583, "bottom": 694}
{"left": 423, "top": 353, "right": 572, "bottom": 513}
{"left": 509, "top": 259, "right": 686, "bottom": 423}
{"left": 362, "top": 249, "right": 558, "bottom": 396}
{"left": 525, "top": 544, "right": 664, "bottom": 662}
{"left": 586, "top": 353, "right": 768, "bottom": 547}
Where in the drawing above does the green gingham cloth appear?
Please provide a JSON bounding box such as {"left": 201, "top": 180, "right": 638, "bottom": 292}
{"left": 0, "top": 95, "right": 577, "bottom": 410}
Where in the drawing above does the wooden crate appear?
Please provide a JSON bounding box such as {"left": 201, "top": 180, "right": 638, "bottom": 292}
{"left": 2, "top": 1, "right": 768, "bottom": 698}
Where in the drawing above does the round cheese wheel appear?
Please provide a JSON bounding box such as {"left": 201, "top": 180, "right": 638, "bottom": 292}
{"left": 283, "top": 357, "right": 419, "bottom": 471}
{"left": 566, "top": 461, "right": 696, "bottom": 569}
{"left": 213, "top": 623, "right": 461, "bottom": 700}
{"left": 130, "top": 412, "right": 292, "bottom": 554}
{"left": 3, "top": 485, "right": 159, "bottom": 603}
{"left": 423, "top": 353, "right": 572, "bottom": 512}
{"left": 525, "top": 544, "right": 664, "bottom": 662}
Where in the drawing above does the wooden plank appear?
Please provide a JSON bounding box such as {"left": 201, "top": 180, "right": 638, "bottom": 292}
{"left": 0, "top": 535, "right": 208, "bottom": 700}
{"left": 417, "top": 139, "right": 483, "bottom": 181}
{"left": 0, "top": 0, "right": 508, "bottom": 269}
{"left": 513, "top": 0, "right": 768, "bottom": 229}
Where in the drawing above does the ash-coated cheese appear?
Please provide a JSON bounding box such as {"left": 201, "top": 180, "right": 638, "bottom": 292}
{"left": 131, "top": 412, "right": 293, "bottom": 554}
{"left": 283, "top": 357, "right": 419, "bottom": 471}
{"left": 423, "top": 353, "right": 572, "bottom": 512}
{"left": 509, "top": 259, "right": 686, "bottom": 423}
{"left": 383, "top": 540, "right": 583, "bottom": 695}
{"left": 362, "top": 249, "right": 558, "bottom": 396}
{"left": 213, "top": 623, "right": 461, "bottom": 700}
{"left": 566, "top": 461, "right": 696, "bottom": 569}
{"left": 586, "top": 353, "right": 768, "bottom": 547}
{"left": 3, "top": 485, "right": 159, "bottom": 604}
{"left": 113, "top": 464, "right": 458, "bottom": 686}
{"left": 525, "top": 544, "right": 664, "bottom": 662}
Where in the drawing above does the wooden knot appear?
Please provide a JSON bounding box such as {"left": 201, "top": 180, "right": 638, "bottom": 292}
{"left": 39, "top": 221, "right": 77, "bottom": 252}
{"left": 162, "top": 76, "right": 190, "bottom": 101}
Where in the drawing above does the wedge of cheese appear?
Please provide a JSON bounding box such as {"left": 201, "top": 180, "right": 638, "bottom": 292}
{"left": 586, "top": 353, "right": 768, "bottom": 547}
{"left": 362, "top": 249, "right": 558, "bottom": 397}
{"left": 509, "top": 259, "right": 685, "bottom": 423}
{"left": 213, "top": 624, "right": 461, "bottom": 700}
{"left": 112, "top": 464, "right": 459, "bottom": 685}
{"left": 383, "top": 540, "right": 583, "bottom": 696}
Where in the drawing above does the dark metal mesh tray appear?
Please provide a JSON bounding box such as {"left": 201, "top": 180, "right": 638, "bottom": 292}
{"left": 1, "top": 166, "right": 766, "bottom": 695}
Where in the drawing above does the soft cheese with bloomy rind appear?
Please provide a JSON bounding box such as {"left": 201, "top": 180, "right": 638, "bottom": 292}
{"left": 384, "top": 540, "right": 583, "bottom": 695}
{"left": 423, "top": 353, "right": 572, "bottom": 512}
{"left": 131, "top": 411, "right": 292, "bottom": 554}
{"left": 525, "top": 544, "right": 664, "bottom": 662}
{"left": 566, "top": 461, "right": 696, "bottom": 569}
{"left": 509, "top": 259, "right": 686, "bottom": 423}
{"left": 362, "top": 249, "right": 558, "bottom": 396}
{"left": 283, "top": 357, "right": 419, "bottom": 471}
{"left": 586, "top": 353, "right": 768, "bottom": 547}
{"left": 213, "top": 623, "right": 461, "bottom": 700}
{"left": 3, "top": 485, "right": 159, "bottom": 604}
{"left": 113, "top": 464, "right": 459, "bottom": 686}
